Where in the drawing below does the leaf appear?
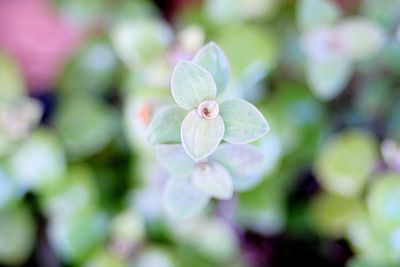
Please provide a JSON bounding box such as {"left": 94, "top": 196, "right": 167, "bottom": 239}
{"left": 54, "top": 94, "right": 116, "bottom": 159}
{"left": 311, "top": 192, "right": 363, "bottom": 238}
{"left": 337, "top": 18, "right": 385, "bottom": 61}
{"left": 163, "top": 178, "right": 209, "bottom": 219}
{"left": 111, "top": 19, "right": 173, "bottom": 68}
{"left": 314, "top": 129, "right": 378, "bottom": 197}
{"left": 217, "top": 25, "right": 278, "bottom": 79}
{"left": 0, "top": 170, "right": 18, "bottom": 210}
{"left": 301, "top": 27, "right": 347, "bottom": 61}
{"left": 181, "top": 110, "right": 225, "bottom": 161}
{"left": 306, "top": 58, "right": 352, "bottom": 101}
{"left": 211, "top": 144, "right": 265, "bottom": 191}
{"left": 8, "top": 129, "right": 65, "bottom": 190}
{"left": 171, "top": 61, "right": 217, "bottom": 110}
{"left": 0, "top": 53, "right": 25, "bottom": 101}
{"left": 192, "top": 42, "right": 230, "bottom": 94}
{"left": 219, "top": 99, "right": 269, "bottom": 144}
{"left": 156, "top": 145, "right": 195, "bottom": 178}
{"left": 192, "top": 162, "right": 233, "bottom": 199}
{"left": 297, "top": 0, "right": 340, "bottom": 32}
{"left": 0, "top": 205, "right": 35, "bottom": 265}
{"left": 211, "top": 144, "right": 265, "bottom": 177}
{"left": 147, "top": 106, "right": 186, "bottom": 145}
{"left": 367, "top": 172, "right": 400, "bottom": 231}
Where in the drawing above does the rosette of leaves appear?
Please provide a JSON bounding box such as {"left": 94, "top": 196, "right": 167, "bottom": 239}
{"left": 148, "top": 42, "right": 269, "bottom": 161}
{"left": 157, "top": 144, "right": 265, "bottom": 219}
{"left": 297, "top": 0, "right": 385, "bottom": 100}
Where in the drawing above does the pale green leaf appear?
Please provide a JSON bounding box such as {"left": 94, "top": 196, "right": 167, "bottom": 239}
{"left": 311, "top": 192, "right": 363, "bottom": 238}
{"left": 181, "top": 110, "right": 224, "bottom": 161}
{"left": 217, "top": 25, "right": 278, "bottom": 79}
{"left": 315, "top": 129, "right": 378, "bottom": 197}
{"left": 163, "top": 178, "right": 209, "bottom": 219}
{"left": 0, "top": 205, "right": 35, "bottom": 265}
{"left": 337, "top": 18, "right": 385, "bottom": 61}
{"left": 147, "top": 106, "right": 186, "bottom": 145}
{"left": 297, "top": 0, "right": 340, "bottom": 32}
{"left": 0, "top": 53, "right": 25, "bottom": 101}
{"left": 219, "top": 99, "right": 269, "bottom": 144}
{"left": 211, "top": 144, "right": 265, "bottom": 177}
{"left": 8, "top": 129, "right": 65, "bottom": 190}
{"left": 156, "top": 145, "right": 195, "bottom": 178}
{"left": 307, "top": 58, "right": 352, "bottom": 101}
{"left": 367, "top": 172, "right": 400, "bottom": 231}
{"left": 111, "top": 19, "right": 173, "bottom": 68}
{"left": 171, "top": 61, "right": 217, "bottom": 110}
{"left": 54, "top": 94, "right": 116, "bottom": 159}
{"left": 211, "top": 144, "right": 265, "bottom": 191}
{"left": 192, "top": 162, "right": 233, "bottom": 199}
{"left": 192, "top": 42, "right": 230, "bottom": 94}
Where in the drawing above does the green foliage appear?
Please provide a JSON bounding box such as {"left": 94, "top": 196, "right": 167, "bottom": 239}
{"left": 314, "top": 130, "right": 378, "bottom": 196}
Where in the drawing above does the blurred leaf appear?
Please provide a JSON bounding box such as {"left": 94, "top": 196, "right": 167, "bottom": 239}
{"left": 156, "top": 145, "right": 195, "bottom": 178}
{"left": 112, "top": 19, "right": 172, "bottom": 69}
{"left": 163, "top": 178, "right": 209, "bottom": 220}
{"left": 40, "top": 164, "right": 98, "bottom": 218}
{"left": 55, "top": 0, "right": 106, "bottom": 27}
{"left": 297, "top": 0, "right": 340, "bottom": 32}
{"left": 315, "top": 129, "right": 378, "bottom": 197}
{"left": 0, "top": 205, "right": 35, "bottom": 265}
{"left": 54, "top": 94, "right": 116, "bottom": 159}
{"left": 367, "top": 172, "right": 400, "bottom": 233}
{"left": 311, "top": 192, "right": 363, "bottom": 238}
{"left": 7, "top": 128, "right": 65, "bottom": 191}
{"left": 306, "top": 58, "right": 352, "bottom": 101}
{"left": 132, "top": 247, "right": 179, "bottom": 267}
{"left": 217, "top": 24, "right": 279, "bottom": 79}
{"left": 110, "top": 208, "right": 145, "bottom": 249}
{"left": 48, "top": 210, "right": 108, "bottom": 263}
{"left": 85, "top": 249, "right": 126, "bottom": 267}
{"left": 192, "top": 162, "right": 233, "bottom": 199}
{"left": 360, "top": 0, "right": 400, "bottom": 29}
{"left": 58, "top": 40, "right": 117, "bottom": 94}
{"left": 172, "top": 217, "right": 238, "bottom": 264}
{"left": 0, "top": 97, "right": 43, "bottom": 155}
{"left": 0, "top": 52, "right": 25, "bottom": 101}
{"left": 211, "top": 144, "right": 265, "bottom": 191}
{"left": 0, "top": 169, "right": 19, "bottom": 210}
{"left": 338, "top": 18, "right": 385, "bottom": 61}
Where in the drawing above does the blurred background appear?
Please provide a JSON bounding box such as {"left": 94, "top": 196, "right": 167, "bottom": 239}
{"left": 0, "top": 0, "right": 400, "bottom": 266}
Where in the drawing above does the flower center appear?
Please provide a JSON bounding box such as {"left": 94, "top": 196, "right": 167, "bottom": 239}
{"left": 195, "top": 161, "right": 210, "bottom": 171}
{"left": 197, "top": 100, "right": 219, "bottom": 120}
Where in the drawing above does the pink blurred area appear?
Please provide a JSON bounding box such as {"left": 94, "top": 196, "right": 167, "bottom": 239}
{"left": 0, "top": 0, "right": 82, "bottom": 93}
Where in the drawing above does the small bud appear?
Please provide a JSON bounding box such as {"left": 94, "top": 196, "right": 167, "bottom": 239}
{"left": 197, "top": 100, "right": 219, "bottom": 120}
